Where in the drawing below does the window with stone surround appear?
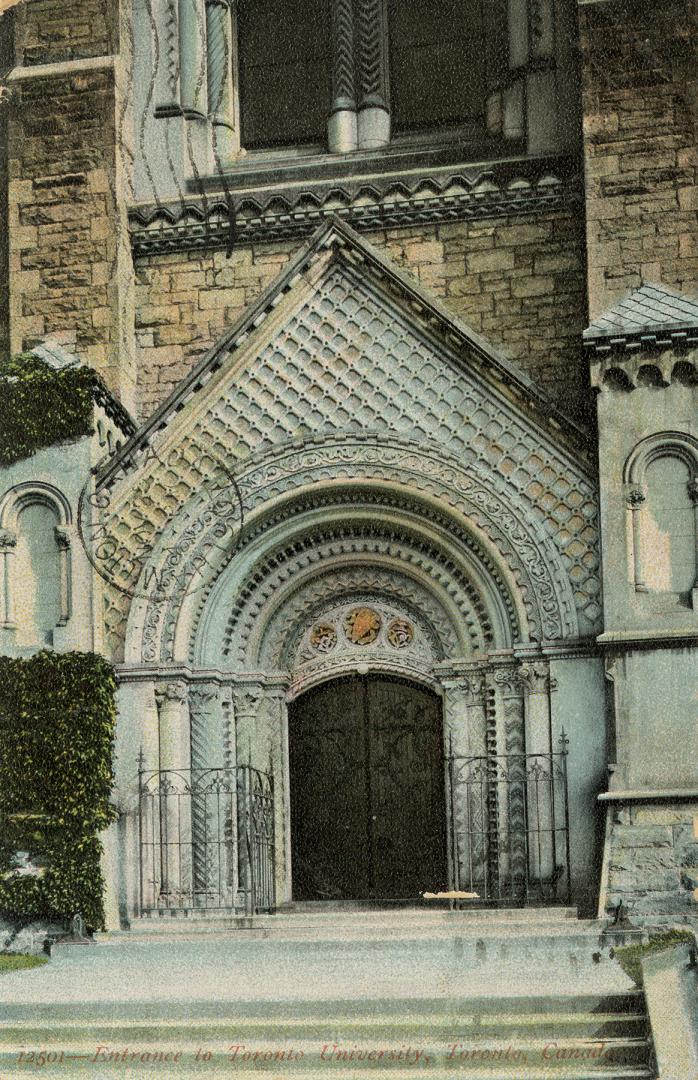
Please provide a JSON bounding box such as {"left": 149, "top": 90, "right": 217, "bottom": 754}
{"left": 625, "top": 433, "right": 698, "bottom": 609}
{"left": 213, "top": 0, "right": 513, "bottom": 159}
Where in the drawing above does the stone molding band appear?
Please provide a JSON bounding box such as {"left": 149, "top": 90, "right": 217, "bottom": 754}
{"left": 128, "top": 159, "right": 582, "bottom": 255}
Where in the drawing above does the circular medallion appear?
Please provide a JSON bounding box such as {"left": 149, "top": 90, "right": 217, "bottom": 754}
{"left": 387, "top": 618, "right": 414, "bottom": 649}
{"left": 309, "top": 622, "right": 337, "bottom": 653}
{"left": 344, "top": 607, "right": 382, "bottom": 645}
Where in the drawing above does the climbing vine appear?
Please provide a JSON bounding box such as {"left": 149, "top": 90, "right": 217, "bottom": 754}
{"left": 0, "top": 354, "right": 98, "bottom": 468}
{"left": 0, "top": 651, "right": 118, "bottom": 930}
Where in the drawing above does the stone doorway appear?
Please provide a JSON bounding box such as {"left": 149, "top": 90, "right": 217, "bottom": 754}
{"left": 288, "top": 674, "right": 448, "bottom": 901}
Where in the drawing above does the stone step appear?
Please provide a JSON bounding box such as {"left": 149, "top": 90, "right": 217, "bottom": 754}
{"left": 125, "top": 906, "right": 580, "bottom": 934}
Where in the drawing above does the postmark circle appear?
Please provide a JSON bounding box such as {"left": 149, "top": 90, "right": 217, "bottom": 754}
{"left": 77, "top": 443, "right": 244, "bottom": 602}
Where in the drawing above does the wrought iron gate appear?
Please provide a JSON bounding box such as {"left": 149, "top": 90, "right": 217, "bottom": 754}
{"left": 138, "top": 763, "right": 275, "bottom": 915}
{"left": 447, "top": 734, "right": 571, "bottom": 904}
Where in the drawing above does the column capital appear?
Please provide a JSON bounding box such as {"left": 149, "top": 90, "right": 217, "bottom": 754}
{"left": 155, "top": 681, "right": 189, "bottom": 706}
{"left": 189, "top": 682, "right": 219, "bottom": 711}
{"left": 518, "top": 661, "right": 557, "bottom": 695}
{"left": 54, "top": 525, "right": 71, "bottom": 550}
{"left": 0, "top": 528, "right": 17, "bottom": 551}
{"left": 626, "top": 485, "right": 646, "bottom": 508}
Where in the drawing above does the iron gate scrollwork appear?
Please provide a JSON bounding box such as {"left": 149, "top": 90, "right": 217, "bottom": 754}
{"left": 447, "top": 734, "right": 571, "bottom": 905}
{"left": 138, "top": 763, "right": 275, "bottom": 915}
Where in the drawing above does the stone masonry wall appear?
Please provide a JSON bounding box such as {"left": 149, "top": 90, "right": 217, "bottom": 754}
{"left": 580, "top": 0, "right": 698, "bottom": 321}
{"left": 135, "top": 209, "right": 589, "bottom": 423}
{"left": 6, "top": 0, "right": 135, "bottom": 410}
{"left": 605, "top": 801, "right": 698, "bottom": 929}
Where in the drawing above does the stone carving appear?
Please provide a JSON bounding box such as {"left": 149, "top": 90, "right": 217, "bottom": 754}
{"left": 386, "top": 618, "right": 413, "bottom": 649}
{"left": 626, "top": 486, "right": 646, "bottom": 508}
{"left": 344, "top": 606, "right": 381, "bottom": 645}
{"left": 331, "top": 0, "right": 357, "bottom": 111}
{"left": 309, "top": 623, "right": 338, "bottom": 653}
{"left": 0, "top": 528, "right": 17, "bottom": 551}
{"left": 53, "top": 526, "right": 71, "bottom": 550}
{"left": 258, "top": 566, "right": 459, "bottom": 669}
{"left": 128, "top": 164, "right": 580, "bottom": 255}
{"left": 220, "top": 527, "right": 492, "bottom": 667}
{"left": 107, "top": 258, "right": 597, "bottom": 659}
{"left": 155, "top": 681, "right": 189, "bottom": 706}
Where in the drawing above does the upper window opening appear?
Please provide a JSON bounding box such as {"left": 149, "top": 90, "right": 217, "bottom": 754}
{"left": 644, "top": 455, "right": 696, "bottom": 596}
{"left": 387, "top": 0, "right": 487, "bottom": 134}
{"left": 237, "top": 0, "right": 332, "bottom": 150}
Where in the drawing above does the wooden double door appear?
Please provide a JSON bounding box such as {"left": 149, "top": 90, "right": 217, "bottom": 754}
{"left": 288, "top": 675, "right": 447, "bottom": 901}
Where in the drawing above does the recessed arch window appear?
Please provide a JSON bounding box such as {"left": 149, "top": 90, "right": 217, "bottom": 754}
{"left": 643, "top": 455, "right": 696, "bottom": 594}
{"left": 14, "top": 500, "right": 62, "bottom": 646}
{"left": 625, "top": 433, "right": 698, "bottom": 606}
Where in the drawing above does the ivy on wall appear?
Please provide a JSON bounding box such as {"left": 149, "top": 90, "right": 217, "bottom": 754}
{"left": 0, "top": 651, "right": 118, "bottom": 930}
{"left": 0, "top": 354, "right": 97, "bottom": 468}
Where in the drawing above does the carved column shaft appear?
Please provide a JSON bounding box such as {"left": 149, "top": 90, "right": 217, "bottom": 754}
{"left": 206, "top": 0, "right": 239, "bottom": 159}
{"left": 155, "top": 682, "right": 191, "bottom": 901}
{"left": 179, "top": 0, "right": 208, "bottom": 119}
{"left": 189, "top": 683, "right": 221, "bottom": 900}
{"left": 53, "top": 526, "right": 72, "bottom": 626}
{"left": 626, "top": 486, "right": 647, "bottom": 591}
{"left": 329, "top": 0, "right": 358, "bottom": 151}
{"left": 355, "top": 0, "right": 390, "bottom": 148}
{"left": 0, "top": 528, "right": 17, "bottom": 627}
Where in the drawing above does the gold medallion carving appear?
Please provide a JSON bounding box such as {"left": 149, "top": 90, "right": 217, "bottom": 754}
{"left": 344, "top": 607, "right": 381, "bottom": 645}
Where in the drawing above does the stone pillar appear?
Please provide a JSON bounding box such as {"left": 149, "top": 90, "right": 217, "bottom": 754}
{"left": 0, "top": 527, "right": 17, "bottom": 629}
{"left": 328, "top": 0, "right": 358, "bottom": 152}
{"left": 155, "top": 682, "right": 191, "bottom": 905}
{"left": 205, "top": 0, "right": 239, "bottom": 160}
{"left": 492, "top": 664, "right": 528, "bottom": 900}
{"left": 189, "top": 683, "right": 220, "bottom": 904}
{"left": 263, "top": 683, "right": 288, "bottom": 905}
{"left": 179, "top": 0, "right": 208, "bottom": 120}
{"left": 355, "top": 0, "right": 390, "bottom": 149}
{"left": 232, "top": 683, "right": 262, "bottom": 910}
{"left": 518, "top": 659, "right": 558, "bottom": 890}
{"left": 53, "top": 526, "right": 72, "bottom": 627}
{"left": 442, "top": 671, "right": 488, "bottom": 894}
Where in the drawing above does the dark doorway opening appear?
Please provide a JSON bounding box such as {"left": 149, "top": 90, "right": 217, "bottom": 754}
{"left": 288, "top": 674, "right": 448, "bottom": 901}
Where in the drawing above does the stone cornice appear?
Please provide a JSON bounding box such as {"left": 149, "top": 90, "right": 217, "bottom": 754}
{"left": 585, "top": 327, "right": 698, "bottom": 356}
{"left": 128, "top": 154, "right": 582, "bottom": 257}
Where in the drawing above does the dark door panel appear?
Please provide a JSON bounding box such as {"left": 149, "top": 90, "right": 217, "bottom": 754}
{"left": 289, "top": 675, "right": 447, "bottom": 901}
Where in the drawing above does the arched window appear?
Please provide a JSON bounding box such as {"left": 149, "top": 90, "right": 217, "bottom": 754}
{"left": 232, "top": 0, "right": 500, "bottom": 154}
{"left": 14, "top": 501, "right": 63, "bottom": 646}
{"left": 625, "top": 433, "right": 698, "bottom": 606}
{"left": 0, "top": 483, "right": 72, "bottom": 646}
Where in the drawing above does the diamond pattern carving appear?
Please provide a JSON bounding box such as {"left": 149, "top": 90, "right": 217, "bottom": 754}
{"left": 104, "top": 259, "right": 599, "bottom": 659}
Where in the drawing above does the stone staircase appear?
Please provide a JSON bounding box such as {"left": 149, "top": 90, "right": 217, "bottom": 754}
{"left": 0, "top": 909, "right": 657, "bottom": 1079}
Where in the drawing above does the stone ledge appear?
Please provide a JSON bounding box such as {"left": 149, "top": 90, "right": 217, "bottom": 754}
{"left": 6, "top": 56, "right": 115, "bottom": 82}
{"left": 600, "top": 789, "right": 698, "bottom": 802}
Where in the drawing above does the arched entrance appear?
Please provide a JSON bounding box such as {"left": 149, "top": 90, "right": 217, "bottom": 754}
{"left": 288, "top": 674, "right": 447, "bottom": 902}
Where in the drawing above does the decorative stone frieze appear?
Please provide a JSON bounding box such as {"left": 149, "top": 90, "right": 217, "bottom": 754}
{"left": 128, "top": 159, "right": 581, "bottom": 255}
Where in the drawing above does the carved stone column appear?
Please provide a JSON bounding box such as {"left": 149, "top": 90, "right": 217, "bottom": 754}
{"left": 355, "top": 0, "right": 390, "bottom": 148}
{"left": 329, "top": 0, "right": 358, "bottom": 151}
{"left": 626, "top": 485, "right": 647, "bottom": 592}
{"left": 492, "top": 665, "right": 527, "bottom": 899}
{"left": 0, "top": 527, "right": 17, "bottom": 628}
{"left": 53, "top": 525, "right": 72, "bottom": 626}
{"left": 155, "top": 682, "right": 191, "bottom": 905}
{"left": 189, "top": 683, "right": 221, "bottom": 904}
{"left": 179, "top": 0, "right": 208, "bottom": 120}
{"left": 442, "top": 671, "right": 488, "bottom": 894}
{"left": 232, "top": 683, "right": 264, "bottom": 767}
{"left": 206, "top": 0, "right": 239, "bottom": 160}
{"left": 518, "top": 658, "right": 558, "bottom": 889}
{"left": 155, "top": 681, "right": 191, "bottom": 772}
